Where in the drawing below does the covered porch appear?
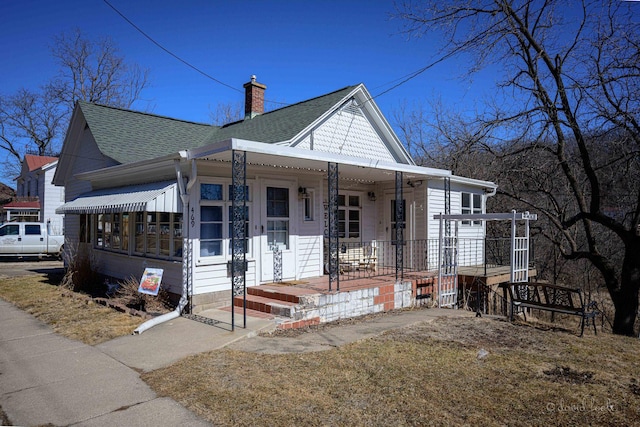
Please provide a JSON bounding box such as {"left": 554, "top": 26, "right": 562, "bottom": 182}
{"left": 223, "top": 262, "right": 537, "bottom": 330}
{"left": 182, "top": 138, "right": 500, "bottom": 327}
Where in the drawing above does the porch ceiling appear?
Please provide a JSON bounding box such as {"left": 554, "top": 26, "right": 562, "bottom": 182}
{"left": 188, "top": 138, "right": 452, "bottom": 183}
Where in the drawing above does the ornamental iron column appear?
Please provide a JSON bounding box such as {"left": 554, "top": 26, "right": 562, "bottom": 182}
{"left": 328, "top": 162, "right": 339, "bottom": 291}
{"left": 231, "top": 150, "right": 247, "bottom": 330}
{"left": 272, "top": 244, "right": 283, "bottom": 283}
{"left": 395, "top": 171, "right": 404, "bottom": 281}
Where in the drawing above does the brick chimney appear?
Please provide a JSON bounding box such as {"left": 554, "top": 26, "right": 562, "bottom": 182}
{"left": 243, "top": 75, "right": 267, "bottom": 119}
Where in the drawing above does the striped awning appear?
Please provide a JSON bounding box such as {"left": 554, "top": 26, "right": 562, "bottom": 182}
{"left": 56, "top": 181, "right": 181, "bottom": 214}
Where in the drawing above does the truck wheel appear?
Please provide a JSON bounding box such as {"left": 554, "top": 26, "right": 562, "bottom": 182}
{"left": 57, "top": 245, "right": 64, "bottom": 261}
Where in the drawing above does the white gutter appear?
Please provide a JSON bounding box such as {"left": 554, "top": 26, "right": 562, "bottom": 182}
{"left": 134, "top": 156, "right": 196, "bottom": 334}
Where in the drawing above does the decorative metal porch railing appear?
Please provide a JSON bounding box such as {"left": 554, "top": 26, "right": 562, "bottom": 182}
{"left": 332, "top": 238, "right": 535, "bottom": 282}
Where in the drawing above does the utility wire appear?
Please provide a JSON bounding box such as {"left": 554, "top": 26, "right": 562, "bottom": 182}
{"left": 103, "top": 0, "right": 448, "bottom": 111}
{"left": 370, "top": 49, "right": 460, "bottom": 100}
{"left": 103, "top": 0, "right": 241, "bottom": 94}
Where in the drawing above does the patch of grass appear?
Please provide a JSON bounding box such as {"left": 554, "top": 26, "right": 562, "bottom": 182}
{"left": 0, "top": 275, "right": 143, "bottom": 345}
{"left": 143, "top": 317, "right": 640, "bottom": 426}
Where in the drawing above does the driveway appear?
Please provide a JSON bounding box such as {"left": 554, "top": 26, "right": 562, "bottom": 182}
{"left": 0, "top": 258, "right": 64, "bottom": 279}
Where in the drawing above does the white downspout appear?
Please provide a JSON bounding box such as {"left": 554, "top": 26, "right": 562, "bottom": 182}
{"left": 134, "top": 157, "right": 196, "bottom": 334}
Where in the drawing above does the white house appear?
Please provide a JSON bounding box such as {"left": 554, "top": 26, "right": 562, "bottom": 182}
{"left": 3, "top": 155, "right": 64, "bottom": 232}
{"left": 53, "top": 78, "right": 496, "bottom": 314}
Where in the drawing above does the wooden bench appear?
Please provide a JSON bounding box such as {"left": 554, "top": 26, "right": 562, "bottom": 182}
{"left": 504, "top": 282, "right": 599, "bottom": 336}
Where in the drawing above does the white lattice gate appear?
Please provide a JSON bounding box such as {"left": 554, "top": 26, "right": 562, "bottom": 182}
{"left": 438, "top": 218, "right": 458, "bottom": 308}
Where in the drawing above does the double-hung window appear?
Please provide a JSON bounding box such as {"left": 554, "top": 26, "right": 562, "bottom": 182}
{"left": 200, "top": 183, "right": 224, "bottom": 257}
{"left": 462, "top": 192, "right": 483, "bottom": 225}
{"left": 338, "top": 194, "right": 360, "bottom": 239}
{"left": 199, "top": 182, "right": 251, "bottom": 259}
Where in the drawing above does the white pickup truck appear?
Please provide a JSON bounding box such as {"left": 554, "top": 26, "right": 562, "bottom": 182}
{"left": 0, "top": 222, "right": 64, "bottom": 258}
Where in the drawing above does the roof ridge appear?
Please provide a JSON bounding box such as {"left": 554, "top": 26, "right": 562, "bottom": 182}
{"left": 219, "top": 84, "right": 360, "bottom": 129}
{"left": 262, "top": 84, "right": 359, "bottom": 115}
{"left": 25, "top": 154, "right": 59, "bottom": 171}
{"left": 78, "top": 100, "right": 214, "bottom": 127}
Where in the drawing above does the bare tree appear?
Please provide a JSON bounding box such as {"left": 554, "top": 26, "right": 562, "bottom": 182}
{"left": 47, "top": 28, "right": 149, "bottom": 111}
{"left": 209, "top": 101, "right": 243, "bottom": 126}
{"left": 0, "top": 88, "right": 65, "bottom": 173}
{"left": 396, "top": 0, "right": 640, "bottom": 335}
{"left": 0, "top": 29, "right": 150, "bottom": 176}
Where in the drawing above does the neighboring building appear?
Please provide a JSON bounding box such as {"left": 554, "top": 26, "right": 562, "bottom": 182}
{"left": 0, "top": 183, "right": 16, "bottom": 223}
{"left": 2, "top": 155, "right": 64, "bottom": 233}
{"left": 54, "top": 78, "right": 497, "bottom": 313}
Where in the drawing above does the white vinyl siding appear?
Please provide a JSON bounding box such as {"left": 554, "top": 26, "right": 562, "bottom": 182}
{"left": 296, "top": 106, "right": 396, "bottom": 163}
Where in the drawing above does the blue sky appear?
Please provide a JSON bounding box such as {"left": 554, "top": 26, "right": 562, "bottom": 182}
{"left": 1, "top": 0, "right": 494, "bottom": 127}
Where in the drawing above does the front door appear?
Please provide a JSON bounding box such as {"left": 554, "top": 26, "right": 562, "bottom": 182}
{"left": 385, "top": 194, "right": 412, "bottom": 241}
{"left": 384, "top": 192, "right": 417, "bottom": 268}
{"left": 260, "top": 182, "right": 296, "bottom": 282}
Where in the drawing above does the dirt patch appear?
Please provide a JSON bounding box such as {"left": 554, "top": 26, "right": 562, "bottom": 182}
{"left": 543, "top": 366, "right": 595, "bottom": 384}
{"left": 383, "top": 315, "right": 558, "bottom": 351}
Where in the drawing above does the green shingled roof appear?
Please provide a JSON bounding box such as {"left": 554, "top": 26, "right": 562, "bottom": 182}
{"left": 79, "top": 85, "right": 358, "bottom": 165}
{"left": 204, "top": 85, "right": 358, "bottom": 144}
{"left": 79, "top": 101, "right": 213, "bottom": 164}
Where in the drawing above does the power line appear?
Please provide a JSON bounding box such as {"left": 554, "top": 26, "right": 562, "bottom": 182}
{"left": 103, "top": 0, "right": 241, "bottom": 94}
{"left": 370, "top": 49, "right": 459, "bottom": 100}
{"left": 103, "top": 0, "right": 446, "bottom": 112}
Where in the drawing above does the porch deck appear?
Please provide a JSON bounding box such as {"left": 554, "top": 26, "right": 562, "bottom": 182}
{"left": 226, "top": 265, "right": 536, "bottom": 329}
{"left": 458, "top": 265, "right": 538, "bottom": 287}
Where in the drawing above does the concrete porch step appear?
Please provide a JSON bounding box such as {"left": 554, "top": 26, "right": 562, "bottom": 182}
{"left": 233, "top": 293, "right": 298, "bottom": 318}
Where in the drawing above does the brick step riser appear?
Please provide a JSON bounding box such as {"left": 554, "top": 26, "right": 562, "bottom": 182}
{"left": 233, "top": 295, "right": 296, "bottom": 318}
{"left": 246, "top": 287, "right": 300, "bottom": 304}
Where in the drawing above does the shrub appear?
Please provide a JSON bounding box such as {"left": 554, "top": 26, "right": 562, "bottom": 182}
{"left": 114, "top": 276, "right": 173, "bottom": 314}
{"left": 60, "top": 245, "right": 103, "bottom": 296}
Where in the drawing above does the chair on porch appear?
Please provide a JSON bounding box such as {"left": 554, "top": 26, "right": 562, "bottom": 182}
{"left": 340, "top": 244, "right": 377, "bottom": 273}
{"left": 325, "top": 243, "right": 378, "bottom": 275}
{"left": 359, "top": 244, "right": 377, "bottom": 272}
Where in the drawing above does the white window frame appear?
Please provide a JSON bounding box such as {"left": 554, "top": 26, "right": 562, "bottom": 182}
{"left": 461, "top": 192, "right": 483, "bottom": 226}
{"left": 338, "top": 192, "right": 361, "bottom": 240}
{"left": 198, "top": 180, "right": 252, "bottom": 263}
{"left": 303, "top": 189, "right": 315, "bottom": 222}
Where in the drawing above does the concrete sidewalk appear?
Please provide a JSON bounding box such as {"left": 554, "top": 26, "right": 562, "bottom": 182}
{"left": 0, "top": 299, "right": 274, "bottom": 426}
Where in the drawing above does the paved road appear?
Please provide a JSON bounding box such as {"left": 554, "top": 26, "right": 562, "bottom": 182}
{"left": 0, "top": 258, "right": 64, "bottom": 279}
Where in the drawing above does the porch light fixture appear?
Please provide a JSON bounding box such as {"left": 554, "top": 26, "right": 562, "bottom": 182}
{"left": 367, "top": 191, "right": 376, "bottom": 201}
{"left": 298, "top": 186, "right": 309, "bottom": 199}
{"left": 407, "top": 180, "right": 423, "bottom": 188}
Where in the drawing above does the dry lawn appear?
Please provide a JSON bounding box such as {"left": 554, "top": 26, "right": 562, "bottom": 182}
{"left": 0, "top": 274, "right": 143, "bottom": 345}
{"left": 143, "top": 316, "right": 640, "bottom": 426}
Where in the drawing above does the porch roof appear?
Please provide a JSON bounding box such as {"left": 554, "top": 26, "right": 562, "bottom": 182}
{"left": 187, "top": 138, "right": 496, "bottom": 188}
{"left": 3, "top": 200, "right": 41, "bottom": 210}
{"left": 73, "top": 138, "right": 497, "bottom": 190}
{"left": 56, "top": 180, "right": 181, "bottom": 214}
